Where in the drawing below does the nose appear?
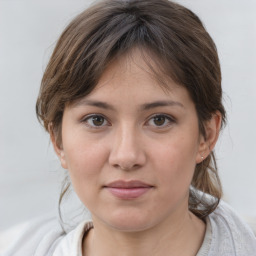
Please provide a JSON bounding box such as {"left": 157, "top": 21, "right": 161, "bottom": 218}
{"left": 108, "top": 125, "right": 146, "bottom": 171}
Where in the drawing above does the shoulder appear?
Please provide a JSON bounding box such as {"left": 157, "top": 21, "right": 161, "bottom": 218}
{"left": 1, "top": 213, "right": 64, "bottom": 256}
{"left": 207, "top": 200, "right": 256, "bottom": 256}
{"left": 52, "top": 220, "right": 93, "bottom": 256}
{"left": 1, "top": 213, "right": 93, "bottom": 256}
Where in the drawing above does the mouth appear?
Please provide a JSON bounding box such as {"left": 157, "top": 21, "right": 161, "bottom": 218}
{"left": 104, "top": 180, "right": 154, "bottom": 200}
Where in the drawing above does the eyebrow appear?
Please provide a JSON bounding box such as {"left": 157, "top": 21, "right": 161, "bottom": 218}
{"left": 74, "top": 99, "right": 184, "bottom": 110}
{"left": 140, "top": 100, "right": 184, "bottom": 110}
{"left": 73, "top": 99, "right": 115, "bottom": 110}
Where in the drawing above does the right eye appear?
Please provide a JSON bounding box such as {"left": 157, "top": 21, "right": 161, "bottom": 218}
{"left": 82, "top": 114, "right": 109, "bottom": 128}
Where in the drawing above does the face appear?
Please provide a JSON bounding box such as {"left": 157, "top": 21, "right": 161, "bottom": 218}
{"left": 55, "top": 50, "right": 208, "bottom": 232}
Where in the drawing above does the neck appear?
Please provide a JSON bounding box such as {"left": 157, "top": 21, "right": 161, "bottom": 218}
{"left": 83, "top": 210, "right": 205, "bottom": 256}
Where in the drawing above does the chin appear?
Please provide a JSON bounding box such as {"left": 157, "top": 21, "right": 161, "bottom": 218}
{"left": 99, "top": 209, "right": 156, "bottom": 232}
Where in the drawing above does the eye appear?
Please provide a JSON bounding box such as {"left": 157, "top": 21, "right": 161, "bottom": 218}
{"left": 82, "top": 114, "right": 109, "bottom": 128}
{"left": 146, "top": 114, "right": 175, "bottom": 128}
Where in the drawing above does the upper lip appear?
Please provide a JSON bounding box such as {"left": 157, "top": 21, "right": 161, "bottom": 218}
{"left": 105, "top": 180, "right": 153, "bottom": 188}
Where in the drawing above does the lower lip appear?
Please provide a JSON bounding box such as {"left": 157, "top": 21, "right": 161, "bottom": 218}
{"left": 106, "top": 187, "right": 152, "bottom": 200}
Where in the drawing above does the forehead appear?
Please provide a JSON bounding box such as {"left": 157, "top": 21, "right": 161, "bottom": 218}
{"left": 71, "top": 49, "right": 194, "bottom": 112}
{"left": 94, "top": 48, "right": 180, "bottom": 94}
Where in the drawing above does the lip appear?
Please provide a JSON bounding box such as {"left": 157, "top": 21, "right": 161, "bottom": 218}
{"left": 104, "top": 180, "right": 154, "bottom": 200}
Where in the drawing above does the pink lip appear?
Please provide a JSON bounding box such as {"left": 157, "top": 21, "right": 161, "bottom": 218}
{"left": 104, "top": 180, "right": 153, "bottom": 200}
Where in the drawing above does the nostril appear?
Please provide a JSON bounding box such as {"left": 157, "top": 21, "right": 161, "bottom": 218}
{"left": 108, "top": 139, "right": 146, "bottom": 170}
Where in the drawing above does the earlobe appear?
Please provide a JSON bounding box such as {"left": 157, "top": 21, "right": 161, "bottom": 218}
{"left": 48, "top": 123, "right": 68, "bottom": 169}
{"left": 196, "top": 135, "right": 207, "bottom": 164}
{"left": 58, "top": 150, "right": 68, "bottom": 169}
{"left": 196, "top": 112, "right": 222, "bottom": 163}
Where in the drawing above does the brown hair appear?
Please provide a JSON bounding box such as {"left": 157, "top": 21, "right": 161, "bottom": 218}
{"left": 36, "top": 0, "right": 226, "bottom": 220}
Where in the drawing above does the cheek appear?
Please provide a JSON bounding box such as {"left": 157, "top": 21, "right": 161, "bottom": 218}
{"left": 155, "top": 134, "right": 198, "bottom": 165}
{"left": 152, "top": 136, "right": 198, "bottom": 189}
{"left": 62, "top": 136, "right": 109, "bottom": 182}
{"left": 63, "top": 142, "right": 108, "bottom": 208}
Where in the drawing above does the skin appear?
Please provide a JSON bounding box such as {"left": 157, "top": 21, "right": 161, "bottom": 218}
{"left": 52, "top": 49, "right": 221, "bottom": 256}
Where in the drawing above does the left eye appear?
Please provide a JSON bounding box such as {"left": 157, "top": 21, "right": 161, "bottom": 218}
{"left": 83, "top": 115, "right": 109, "bottom": 127}
{"left": 147, "top": 114, "right": 174, "bottom": 127}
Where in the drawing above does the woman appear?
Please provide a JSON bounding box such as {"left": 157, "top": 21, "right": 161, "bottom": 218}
{"left": 4, "top": 0, "right": 256, "bottom": 255}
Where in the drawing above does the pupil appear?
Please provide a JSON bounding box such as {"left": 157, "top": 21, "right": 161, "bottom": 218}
{"left": 92, "top": 116, "right": 104, "bottom": 126}
{"left": 154, "top": 116, "right": 165, "bottom": 126}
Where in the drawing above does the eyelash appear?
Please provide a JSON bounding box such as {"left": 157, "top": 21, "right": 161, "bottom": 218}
{"left": 81, "top": 113, "right": 175, "bottom": 129}
{"left": 146, "top": 114, "right": 175, "bottom": 128}
{"left": 81, "top": 114, "right": 110, "bottom": 128}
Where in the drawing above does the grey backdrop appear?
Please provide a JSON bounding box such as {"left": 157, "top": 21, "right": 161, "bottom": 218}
{"left": 0, "top": 0, "right": 256, "bottom": 231}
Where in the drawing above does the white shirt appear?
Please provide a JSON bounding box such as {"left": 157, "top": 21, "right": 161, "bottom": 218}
{"left": 2, "top": 201, "right": 256, "bottom": 256}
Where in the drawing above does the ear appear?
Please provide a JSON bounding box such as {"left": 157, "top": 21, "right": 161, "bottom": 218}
{"left": 196, "top": 112, "right": 222, "bottom": 163}
{"left": 49, "top": 123, "right": 68, "bottom": 169}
